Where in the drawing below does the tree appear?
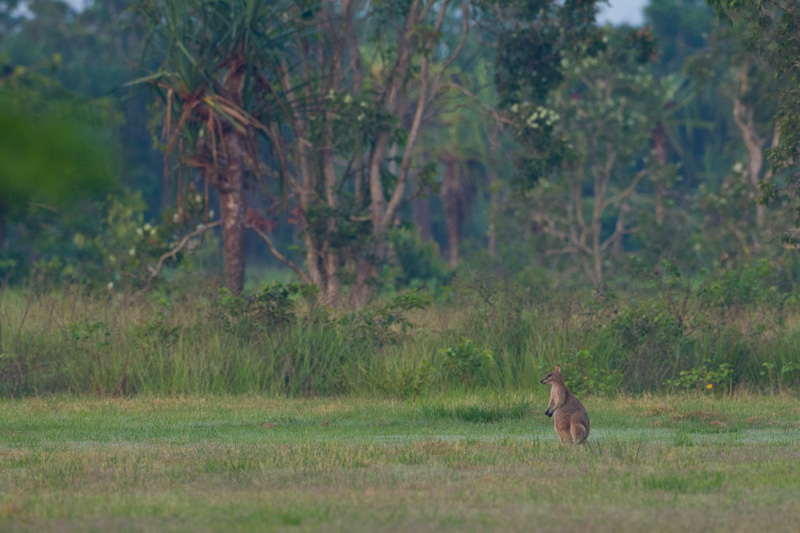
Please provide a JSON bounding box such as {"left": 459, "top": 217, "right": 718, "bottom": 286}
{"left": 0, "top": 0, "right": 25, "bottom": 37}
{"left": 415, "top": 55, "right": 498, "bottom": 269}
{"left": 288, "top": 0, "right": 605, "bottom": 302}
{"left": 0, "top": 59, "right": 118, "bottom": 260}
{"left": 134, "top": 1, "right": 478, "bottom": 303}
{"left": 1, "top": 0, "right": 163, "bottom": 218}
{"left": 133, "top": 0, "right": 606, "bottom": 303}
{"left": 719, "top": 33, "right": 778, "bottom": 231}
{"left": 646, "top": 0, "right": 715, "bottom": 78}
{"left": 708, "top": 1, "right": 800, "bottom": 225}
{"left": 250, "top": 1, "right": 465, "bottom": 304}
{"left": 0, "top": 1, "right": 182, "bottom": 285}
{"left": 134, "top": 0, "right": 294, "bottom": 295}
{"left": 646, "top": 0, "right": 731, "bottom": 194}
{"left": 515, "top": 30, "right": 660, "bottom": 287}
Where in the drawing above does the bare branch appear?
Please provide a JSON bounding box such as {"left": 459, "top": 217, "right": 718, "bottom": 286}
{"left": 601, "top": 168, "right": 648, "bottom": 212}
{"left": 434, "top": 3, "right": 471, "bottom": 86}
{"left": 381, "top": 0, "right": 421, "bottom": 113}
{"left": 533, "top": 212, "right": 593, "bottom": 255}
{"left": 543, "top": 245, "right": 582, "bottom": 257}
{"left": 382, "top": 55, "right": 430, "bottom": 231}
{"left": 430, "top": 0, "right": 451, "bottom": 35}
{"left": 444, "top": 82, "right": 515, "bottom": 126}
{"left": 246, "top": 224, "right": 312, "bottom": 284}
{"left": 136, "top": 220, "right": 222, "bottom": 296}
{"left": 266, "top": 122, "right": 302, "bottom": 197}
{"left": 420, "top": 0, "right": 437, "bottom": 21}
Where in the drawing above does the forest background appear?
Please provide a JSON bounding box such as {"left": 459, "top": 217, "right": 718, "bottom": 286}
{"left": 2, "top": 0, "right": 800, "bottom": 398}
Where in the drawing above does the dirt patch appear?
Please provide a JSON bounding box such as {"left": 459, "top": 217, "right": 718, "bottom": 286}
{"left": 0, "top": 501, "right": 23, "bottom": 518}
{"left": 643, "top": 403, "right": 677, "bottom": 417}
{"left": 671, "top": 410, "right": 727, "bottom": 423}
{"left": 0, "top": 450, "right": 29, "bottom": 460}
{"left": 654, "top": 409, "right": 728, "bottom": 428}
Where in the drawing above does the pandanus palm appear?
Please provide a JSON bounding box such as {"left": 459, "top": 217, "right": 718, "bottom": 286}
{"left": 133, "top": 0, "right": 294, "bottom": 294}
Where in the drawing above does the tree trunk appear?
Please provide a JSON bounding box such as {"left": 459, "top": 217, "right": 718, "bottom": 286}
{"left": 0, "top": 209, "right": 6, "bottom": 252}
{"left": 410, "top": 143, "right": 433, "bottom": 243}
{"left": 220, "top": 130, "right": 246, "bottom": 295}
{"left": 441, "top": 153, "right": 462, "bottom": 269}
{"left": 732, "top": 68, "right": 767, "bottom": 230}
{"left": 324, "top": 253, "right": 341, "bottom": 305}
{"left": 591, "top": 168, "right": 604, "bottom": 290}
{"left": 350, "top": 256, "right": 374, "bottom": 307}
{"left": 323, "top": 126, "right": 342, "bottom": 306}
{"left": 652, "top": 122, "right": 668, "bottom": 225}
{"left": 412, "top": 196, "right": 433, "bottom": 243}
{"left": 487, "top": 128, "right": 500, "bottom": 255}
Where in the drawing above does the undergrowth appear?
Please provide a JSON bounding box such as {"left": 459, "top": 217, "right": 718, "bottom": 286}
{"left": 2, "top": 259, "right": 800, "bottom": 398}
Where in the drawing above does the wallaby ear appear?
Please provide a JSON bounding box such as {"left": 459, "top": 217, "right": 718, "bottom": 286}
{"left": 555, "top": 365, "right": 561, "bottom": 374}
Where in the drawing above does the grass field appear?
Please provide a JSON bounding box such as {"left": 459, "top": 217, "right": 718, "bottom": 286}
{"left": 1, "top": 393, "right": 799, "bottom": 532}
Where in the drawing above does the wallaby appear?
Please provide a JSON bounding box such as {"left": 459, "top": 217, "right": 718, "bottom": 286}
{"left": 540, "top": 365, "right": 590, "bottom": 444}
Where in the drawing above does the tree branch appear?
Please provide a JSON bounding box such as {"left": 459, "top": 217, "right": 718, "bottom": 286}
{"left": 246, "top": 224, "right": 312, "bottom": 284}
{"left": 136, "top": 220, "right": 222, "bottom": 296}
{"left": 601, "top": 168, "right": 647, "bottom": 212}
{"left": 382, "top": 55, "right": 429, "bottom": 231}
{"left": 444, "top": 82, "right": 516, "bottom": 126}
{"left": 435, "top": 2, "right": 470, "bottom": 85}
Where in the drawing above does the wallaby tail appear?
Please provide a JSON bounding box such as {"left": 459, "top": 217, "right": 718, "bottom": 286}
{"left": 570, "top": 422, "right": 589, "bottom": 444}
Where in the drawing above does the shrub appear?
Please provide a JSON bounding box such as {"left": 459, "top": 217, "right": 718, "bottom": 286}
{"left": 665, "top": 363, "right": 734, "bottom": 394}
{"left": 559, "top": 349, "right": 623, "bottom": 396}
{"left": 339, "top": 289, "right": 431, "bottom": 346}
{"left": 439, "top": 338, "right": 497, "bottom": 390}
{"left": 213, "top": 282, "right": 305, "bottom": 336}
{"left": 595, "top": 299, "right": 690, "bottom": 391}
{"left": 384, "top": 225, "right": 454, "bottom": 292}
{"left": 376, "top": 359, "right": 434, "bottom": 398}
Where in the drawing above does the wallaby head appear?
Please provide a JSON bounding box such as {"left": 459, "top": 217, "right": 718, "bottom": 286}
{"left": 540, "top": 365, "right": 564, "bottom": 386}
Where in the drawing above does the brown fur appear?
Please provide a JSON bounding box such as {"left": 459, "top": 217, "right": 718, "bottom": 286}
{"left": 540, "top": 365, "right": 590, "bottom": 444}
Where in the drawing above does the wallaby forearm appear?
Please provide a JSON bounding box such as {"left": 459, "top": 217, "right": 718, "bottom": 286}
{"left": 546, "top": 388, "right": 565, "bottom": 416}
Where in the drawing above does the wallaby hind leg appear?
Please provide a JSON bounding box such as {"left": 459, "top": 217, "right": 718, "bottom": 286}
{"left": 570, "top": 422, "right": 588, "bottom": 444}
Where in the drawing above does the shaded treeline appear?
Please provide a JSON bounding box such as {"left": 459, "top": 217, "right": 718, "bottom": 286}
{"left": 1, "top": 0, "right": 797, "bottom": 298}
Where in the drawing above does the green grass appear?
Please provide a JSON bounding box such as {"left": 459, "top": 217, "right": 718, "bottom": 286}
{"left": 2, "top": 393, "right": 799, "bottom": 532}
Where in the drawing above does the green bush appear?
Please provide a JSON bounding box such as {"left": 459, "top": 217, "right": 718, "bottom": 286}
{"left": 439, "top": 338, "right": 497, "bottom": 390}
{"left": 592, "top": 299, "right": 690, "bottom": 391}
{"left": 383, "top": 225, "right": 454, "bottom": 292}
{"left": 665, "top": 363, "right": 734, "bottom": 394}
{"left": 339, "top": 289, "right": 431, "bottom": 346}
{"left": 559, "top": 349, "right": 623, "bottom": 396}
{"left": 213, "top": 282, "right": 305, "bottom": 336}
{"left": 376, "top": 359, "right": 434, "bottom": 399}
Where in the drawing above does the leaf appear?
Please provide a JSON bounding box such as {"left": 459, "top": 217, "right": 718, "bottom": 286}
{"left": 122, "top": 71, "right": 172, "bottom": 88}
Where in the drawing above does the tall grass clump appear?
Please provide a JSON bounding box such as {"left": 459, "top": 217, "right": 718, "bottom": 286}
{"left": 0, "top": 283, "right": 440, "bottom": 397}
{"left": 2, "top": 257, "right": 800, "bottom": 398}
{"left": 584, "top": 258, "right": 800, "bottom": 393}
